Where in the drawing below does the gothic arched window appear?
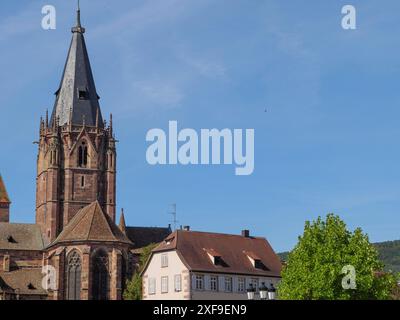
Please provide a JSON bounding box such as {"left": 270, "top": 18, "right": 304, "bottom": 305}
{"left": 66, "top": 250, "right": 82, "bottom": 300}
{"left": 78, "top": 141, "right": 88, "bottom": 167}
{"left": 92, "top": 250, "right": 109, "bottom": 300}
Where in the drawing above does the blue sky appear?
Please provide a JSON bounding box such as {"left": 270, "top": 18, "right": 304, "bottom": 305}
{"left": 0, "top": 0, "right": 399, "bottom": 252}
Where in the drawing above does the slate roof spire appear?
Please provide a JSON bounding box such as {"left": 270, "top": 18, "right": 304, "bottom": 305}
{"left": 50, "top": 5, "right": 103, "bottom": 128}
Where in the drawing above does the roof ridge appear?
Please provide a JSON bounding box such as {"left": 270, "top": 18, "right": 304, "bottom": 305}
{"left": 86, "top": 202, "right": 100, "bottom": 240}
{"left": 98, "top": 202, "right": 118, "bottom": 241}
{"left": 176, "top": 229, "right": 265, "bottom": 239}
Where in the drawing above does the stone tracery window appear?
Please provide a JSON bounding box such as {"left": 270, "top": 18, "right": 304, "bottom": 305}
{"left": 92, "top": 249, "right": 109, "bottom": 300}
{"left": 66, "top": 250, "right": 82, "bottom": 300}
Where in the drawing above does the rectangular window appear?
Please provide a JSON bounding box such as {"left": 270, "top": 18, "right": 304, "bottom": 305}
{"left": 251, "top": 278, "right": 259, "bottom": 291}
{"left": 161, "top": 276, "right": 168, "bottom": 294}
{"left": 195, "top": 275, "right": 204, "bottom": 291}
{"left": 238, "top": 277, "right": 246, "bottom": 292}
{"left": 210, "top": 276, "right": 218, "bottom": 291}
{"left": 224, "top": 277, "right": 233, "bottom": 292}
{"left": 174, "top": 274, "right": 182, "bottom": 292}
{"left": 148, "top": 278, "right": 156, "bottom": 295}
{"left": 78, "top": 89, "right": 88, "bottom": 100}
{"left": 161, "top": 253, "right": 168, "bottom": 268}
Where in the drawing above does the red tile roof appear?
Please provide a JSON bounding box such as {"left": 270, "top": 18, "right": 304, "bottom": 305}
{"left": 0, "top": 269, "right": 47, "bottom": 296}
{"left": 153, "top": 230, "right": 282, "bottom": 277}
{"left": 204, "top": 248, "right": 222, "bottom": 257}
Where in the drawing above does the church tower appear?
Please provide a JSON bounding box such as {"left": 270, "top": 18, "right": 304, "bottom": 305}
{"left": 36, "top": 8, "right": 117, "bottom": 243}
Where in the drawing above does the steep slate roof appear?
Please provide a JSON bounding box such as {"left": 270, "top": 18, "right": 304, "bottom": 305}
{"left": 0, "top": 269, "right": 47, "bottom": 296}
{"left": 125, "top": 226, "right": 172, "bottom": 249}
{"left": 0, "top": 223, "right": 44, "bottom": 251}
{"left": 50, "top": 8, "right": 103, "bottom": 127}
{"left": 49, "top": 201, "right": 132, "bottom": 247}
{"left": 153, "top": 230, "right": 282, "bottom": 277}
{"left": 0, "top": 174, "right": 10, "bottom": 203}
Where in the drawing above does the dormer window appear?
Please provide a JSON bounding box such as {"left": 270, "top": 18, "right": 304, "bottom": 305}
{"left": 164, "top": 236, "right": 174, "bottom": 245}
{"left": 7, "top": 235, "right": 17, "bottom": 243}
{"left": 204, "top": 248, "right": 223, "bottom": 266}
{"left": 78, "top": 89, "right": 89, "bottom": 100}
{"left": 27, "top": 283, "right": 36, "bottom": 290}
{"left": 244, "top": 251, "right": 267, "bottom": 270}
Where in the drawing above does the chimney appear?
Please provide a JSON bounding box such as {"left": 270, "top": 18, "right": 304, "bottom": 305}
{"left": 183, "top": 226, "right": 190, "bottom": 231}
{"left": 242, "top": 229, "right": 250, "bottom": 238}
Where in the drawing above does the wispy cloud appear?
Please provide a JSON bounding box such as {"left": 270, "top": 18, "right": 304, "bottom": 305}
{"left": 178, "top": 51, "right": 227, "bottom": 79}
{"left": 132, "top": 80, "right": 184, "bottom": 108}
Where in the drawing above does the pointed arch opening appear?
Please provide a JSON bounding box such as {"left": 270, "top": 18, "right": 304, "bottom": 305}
{"left": 78, "top": 141, "right": 88, "bottom": 167}
{"left": 92, "top": 249, "right": 109, "bottom": 300}
{"left": 66, "top": 250, "right": 82, "bottom": 300}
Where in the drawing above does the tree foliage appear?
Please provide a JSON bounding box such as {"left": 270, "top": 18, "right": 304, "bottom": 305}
{"left": 123, "top": 243, "right": 157, "bottom": 300}
{"left": 278, "top": 214, "right": 397, "bottom": 300}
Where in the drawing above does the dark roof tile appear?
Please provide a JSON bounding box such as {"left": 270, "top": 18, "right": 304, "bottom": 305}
{"left": 49, "top": 201, "right": 132, "bottom": 247}
{"left": 125, "top": 226, "right": 171, "bottom": 249}
{"left": 0, "top": 223, "right": 44, "bottom": 251}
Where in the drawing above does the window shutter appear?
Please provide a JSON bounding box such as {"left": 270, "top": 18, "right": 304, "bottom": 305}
{"left": 232, "top": 276, "right": 238, "bottom": 292}
{"left": 204, "top": 275, "right": 210, "bottom": 291}
{"left": 191, "top": 274, "right": 196, "bottom": 291}
{"left": 219, "top": 276, "right": 225, "bottom": 292}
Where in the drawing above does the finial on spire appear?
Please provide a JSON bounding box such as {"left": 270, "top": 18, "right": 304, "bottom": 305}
{"left": 72, "top": 0, "right": 85, "bottom": 33}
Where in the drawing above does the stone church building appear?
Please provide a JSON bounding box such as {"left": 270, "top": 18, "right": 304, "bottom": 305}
{"left": 0, "top": 9, "right": 171, "bottom": 300}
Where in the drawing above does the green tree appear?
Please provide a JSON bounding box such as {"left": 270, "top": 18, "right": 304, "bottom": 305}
{"left": 123, "top": 243, "right": 157, "bottom": 300}
{"left": 278, "top": 214, "right": 397, "bottom": 300}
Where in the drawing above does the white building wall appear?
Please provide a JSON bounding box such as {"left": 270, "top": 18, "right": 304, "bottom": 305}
{"left": 142, "top": 250, "right": 190, "bottom": 300}
{"left": 142, "top": 250, "right": 281, "bottom": 300}
{"left": 191, "top": 273, "right": 280, "bottom": 300}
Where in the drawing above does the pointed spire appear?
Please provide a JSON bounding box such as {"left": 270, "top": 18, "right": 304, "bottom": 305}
{"left": 51, "top": 4, "right": 102, "bottom": 128}
{"left": 45, "top": 109, "right": 49, "bottom": 128}
{"left": 0, "top": 174, "right": 11, "bottom": 204}
{"left": 40, "top": 116, "right": 44, "bottom": 133}
{"left": 119, "top": 208, "right": 126, "bottom": 234}
{"left": 109, "top": 113, "right": 113, "bottom": 137}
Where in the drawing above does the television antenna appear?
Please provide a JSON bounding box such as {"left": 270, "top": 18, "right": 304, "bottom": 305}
{"left": 168, "top": 203, "right": 178, "bottom": 231}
